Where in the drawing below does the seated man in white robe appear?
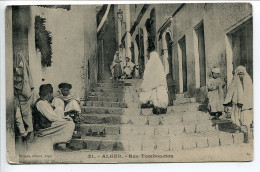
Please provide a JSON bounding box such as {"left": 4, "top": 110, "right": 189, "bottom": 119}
{"left": 52, "top": 83, "right": 83, "bottom": 123}
{"left": 35, "top": 84, "right": 75, "bottom": 151}
{"left": 123, "top": 57, "right": 139, "bottom": 79}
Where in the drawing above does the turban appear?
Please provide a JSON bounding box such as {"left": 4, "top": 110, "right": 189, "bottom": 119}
{"left": 211, "top": 68, "right": 220, "bottom": 74}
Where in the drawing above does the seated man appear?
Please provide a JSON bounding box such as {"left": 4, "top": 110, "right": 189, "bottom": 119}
{"left": 123, "top": 57, "right": 139, "bottom": 79}
{"left": 34, "top": 84, "right": 75, "bottom": 151}
{"left": 52, "top": 82, "right": 83, "bottom": 123}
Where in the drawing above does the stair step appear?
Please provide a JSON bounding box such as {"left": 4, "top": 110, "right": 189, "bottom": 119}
{"left": 120, "top": 114, "right": 211, "bottom": 126}
{"left": 171, "top": 103, "right": 199, "bottom": 112}
{"left": 174, "top": 97, "right": 196, "bottom": 105}
{"left": 77, "top": 118, "right": 232, "bottom": 136}
{"left": 176, "top": 94, "right": 184, "bottom": 99}
{"left": 69, "top": 132, "right": 244, "bottom": 151}
{"left": 96, "top": 85, "right": 124, "bottom": 89}
{"left": 93, "top": 88, "right": 124, "bottom": 93}
{"left": 90, "top": 92, "right": 123, "bottom": 97}
{"left": 97, "top": 83, "right": 124, "bottom": 87}
{"left": 81, "top": 106, "right": 124, "bottom": 115}
{"left": 119, "top": 121, "right": 217, "bottom": 135}
{"left": 86, "top": 101, "right": 127, "bottom": 108}
{"left": 87, "top": 96, "right": 124, "bottom": 102}
{"left": 83, "top": 113, "right": 122, "bottom": 124}
{"left": 100, "top": 80, "right": 125, "bottom": 83}
{"left": 77, "top": 124, "right": 121, "bottom": 135}
{"left": 81, "top": 113, "right": 213, "bottom": 129}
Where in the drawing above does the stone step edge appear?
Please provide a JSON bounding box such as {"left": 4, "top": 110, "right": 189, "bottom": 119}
{"left": 81, "top": 106, "right": 126, "bottom": 110}
{"left": 78, "top": 119, "right": 214, "bottom": 127}
{"left": 69, "top": 132, "right": 244, "bottom": 149}
{"left": 74, "top": 131, "right": 243, "bottom": 140}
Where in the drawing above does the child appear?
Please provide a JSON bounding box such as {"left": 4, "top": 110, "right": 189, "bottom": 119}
{"left": 52, "top": 82, "right": 83, "bottom": 123}
{"left": 207, "top": 68, "right": 224, "bottom": 120}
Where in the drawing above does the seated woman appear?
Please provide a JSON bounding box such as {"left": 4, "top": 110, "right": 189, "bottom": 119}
{"left": 52, "top": 82, "right": 83, "bottom": 123}
{"left": 139, "top": 45, "right": 168, "bottom": 114}
{"left": 34, "top": 84, "right": 75, "bottom": 151}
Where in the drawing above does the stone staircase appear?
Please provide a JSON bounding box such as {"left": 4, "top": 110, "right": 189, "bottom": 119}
{"left": 69, "top": 79, "right": 245, "bottom": 151}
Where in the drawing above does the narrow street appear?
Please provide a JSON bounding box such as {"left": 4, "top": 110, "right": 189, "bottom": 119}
{"left": 6, "top": 4, "right": 253, "bottom": 164}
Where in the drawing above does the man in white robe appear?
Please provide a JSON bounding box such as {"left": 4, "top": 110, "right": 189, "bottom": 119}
{"left": 123, "top": 57, "right": 138, "bottom": 79}
{"left": 52, "top": 83, "right": 82, "bottom": 123}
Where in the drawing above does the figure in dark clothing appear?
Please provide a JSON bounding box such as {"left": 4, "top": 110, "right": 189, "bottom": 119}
{"left": 166, "top": 73, "right": 175, "bottom": 106}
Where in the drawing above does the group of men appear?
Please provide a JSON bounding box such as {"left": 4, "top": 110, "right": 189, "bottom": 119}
{"left": 16, "top": 82, "right": 81, "bottom": 151}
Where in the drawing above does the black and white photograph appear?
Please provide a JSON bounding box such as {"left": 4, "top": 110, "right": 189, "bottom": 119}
{"left": 4, "top": 3, "right": 254, "bottom": 164}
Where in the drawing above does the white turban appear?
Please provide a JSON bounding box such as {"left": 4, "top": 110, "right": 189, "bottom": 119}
{"left": 211, "top": 68, "right": 220, "bottom": 74}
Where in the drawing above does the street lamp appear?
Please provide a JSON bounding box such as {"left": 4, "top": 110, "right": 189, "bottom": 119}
{"left": 117, "top": 9, "right": 123, "bottom": 20}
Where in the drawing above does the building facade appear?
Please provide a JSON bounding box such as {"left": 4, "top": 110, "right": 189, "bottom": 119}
{"left": 116, "top": 3, "right": 252, "bottom": 102}
{"left": 6, "top": 5, "right": 98, "bottom": 159}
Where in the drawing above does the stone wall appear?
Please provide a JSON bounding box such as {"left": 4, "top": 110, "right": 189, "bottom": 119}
{"left": 128, "top": 3, "right": 252, "bottom": 102}
{"left": 171, "top": 3, "right": 252, "bottom": 101}
{"left": 97, "top": 5, "right": 117, "bottom": 79}
{"left": 28, "top": 6, "right": 97, "bottom": 99}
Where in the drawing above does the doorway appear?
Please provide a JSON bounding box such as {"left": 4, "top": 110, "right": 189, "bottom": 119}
{"left": 229, "top": 18, "right": 253, "bottom": 79}
{"left": 178, "top": 36, "right": 187, "bottom": 92}
{"left": 194, "top": 22, "right": 206, "bottom": 87}
{"left": 166, "top": 32, "right": 173, "bottom": 75}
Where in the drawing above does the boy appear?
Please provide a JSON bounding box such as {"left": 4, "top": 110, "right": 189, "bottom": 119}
{"left": 52, "top": 82, "right": 83, "bottom": 123}
{"left": 207, "top": 68, "right": 224, "bottom": 120}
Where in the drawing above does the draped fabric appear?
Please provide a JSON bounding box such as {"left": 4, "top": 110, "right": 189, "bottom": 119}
{"left": 55, "top": 91, "right": 80, "bottom": 104}
{"left": 224, "top": 66, "right": 253, "bottom": 110}
{"left": 224, "top": 66, "right": 253, "bottom": 127}
{"left": 13, "top": 51, "right": 34, "bottom": 101}
{"left": 124, "top": 61, "right": 136, "bottom": 77}
{"left": 36, "top": 99, "right": 75, "bottom": 144}
{"left": 13, "top": 51, "right": 34, "bottom": 134}
{"left": 139, "top": 51, "right": 168, "bottom": 108}
{"left": 141, "top": 51, "right": 167, "bottom": 91}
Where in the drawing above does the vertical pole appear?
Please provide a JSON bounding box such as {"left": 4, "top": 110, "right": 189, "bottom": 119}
{"left": 125, "top": 4, "right": 131, "bottom": 60}
{"left": 225, "top": 35, "right": 233, "bottom": 87}
{"left": 118, "top": 18, "right": 122, "bottom": 47}
{"left": 162, "top": 32, "right": 169, "bottom": 74}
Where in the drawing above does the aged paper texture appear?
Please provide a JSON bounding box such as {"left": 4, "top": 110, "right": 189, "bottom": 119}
{"left": 5, "top": 3, "right": 253, "bottom": 164}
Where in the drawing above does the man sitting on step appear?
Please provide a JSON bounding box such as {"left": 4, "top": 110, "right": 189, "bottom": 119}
{"left": 52, "top": 82, "right": 83, "bottom": 123}
{"left": 34, "top": 84, "right": 75, "bottom": 151}
{"left": 123, "top": 57, "right": 139, "bottom": 79}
